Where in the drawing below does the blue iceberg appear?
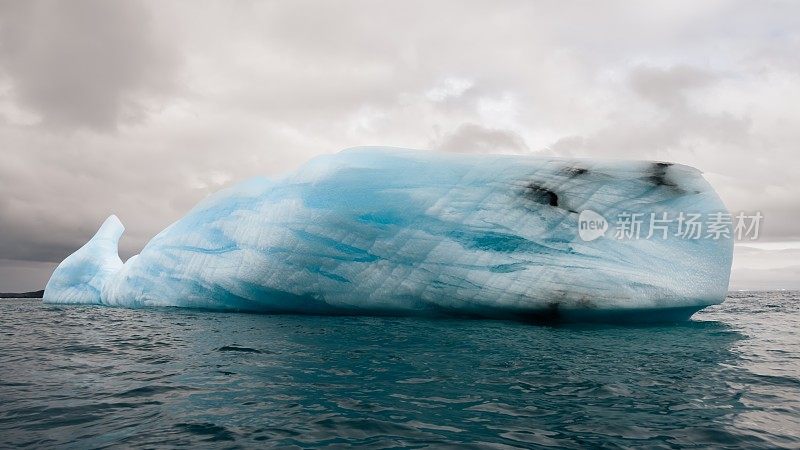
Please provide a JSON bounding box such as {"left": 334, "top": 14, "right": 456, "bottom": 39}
{"left": 44, "top": 215, "right": 124, "bottom": 305}
{"left": 44, "top": 147, "right": 733, "bottom": 321}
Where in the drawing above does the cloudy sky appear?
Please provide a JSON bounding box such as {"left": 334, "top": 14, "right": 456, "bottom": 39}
{"left": 1, "top": 0, "right": 799, "bottom": 291}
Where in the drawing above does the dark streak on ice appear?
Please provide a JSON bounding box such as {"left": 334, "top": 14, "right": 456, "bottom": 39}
{"left": 522, "top": 182, "right": 579, "bottom": 214}
{"left": 523, "top": 183, "right": 559, "bottom": 207}
{"left": 559, "top": 166, "right": 588, "bottom": 178}
{"left": 514, "top": 302, "right": 562, "bottom": 323}
{"left": 646, "top": 162, "right": 684, "bottom": 194}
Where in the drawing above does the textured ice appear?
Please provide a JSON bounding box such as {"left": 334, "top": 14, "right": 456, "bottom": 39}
{"left": 44, "top": 147, "right": 733, "bottom": 321}
{"left": 43, "top": 215, "right": 124, "bottom": 305}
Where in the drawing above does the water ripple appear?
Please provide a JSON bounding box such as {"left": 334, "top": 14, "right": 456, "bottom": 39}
{"left": 0, "top": 292, "right": 798, "bottom": 448}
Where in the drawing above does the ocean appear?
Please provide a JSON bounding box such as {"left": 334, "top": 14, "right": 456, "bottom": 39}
{"left": 0, "top": 292, "right": 798, "bottom": 448}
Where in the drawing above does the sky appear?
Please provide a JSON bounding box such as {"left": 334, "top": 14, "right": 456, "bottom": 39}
{"left": 1, "top": 0, "right": 799, "bottom": 291}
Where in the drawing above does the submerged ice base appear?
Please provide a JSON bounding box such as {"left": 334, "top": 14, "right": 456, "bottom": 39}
{"left": 44, "top": 147, "right": 733, "bottom": 321}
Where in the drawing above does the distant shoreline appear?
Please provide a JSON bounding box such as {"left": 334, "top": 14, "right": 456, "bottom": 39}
{"left": 0, "top": 290, "right": 44, "bottom": 298}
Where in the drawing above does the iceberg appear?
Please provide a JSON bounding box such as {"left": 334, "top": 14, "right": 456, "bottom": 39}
{"left": 43, "top": 215, "right": 124, "bottom": 304}
{"left": 44, "top": 147, "right": 733, "bottom": 322}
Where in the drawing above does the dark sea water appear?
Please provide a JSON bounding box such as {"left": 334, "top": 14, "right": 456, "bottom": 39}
{"left": 1, "top": 292, "right": 798, "bottom": 449}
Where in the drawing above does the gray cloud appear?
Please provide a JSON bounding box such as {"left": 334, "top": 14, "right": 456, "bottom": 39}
{"left": 628, "top": 65, "right": 716, "bottom": 109}
{"left": 435, "top": 123, "right": 528, "bottom": 153}
{"left": 0, "top": 259, "right": 56, "bottom": 292}
{"left": 0, "top": 0, "right": 177, "bottom": 131}
{"left": 1, "top": 0, "right": 799, "bottom": 290}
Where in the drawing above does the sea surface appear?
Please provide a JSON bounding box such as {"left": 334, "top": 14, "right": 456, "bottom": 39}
{"left": 0, "top": 292, "right": 798, "bottom": 449}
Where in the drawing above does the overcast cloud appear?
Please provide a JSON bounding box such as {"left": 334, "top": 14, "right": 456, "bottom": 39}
{"left": 1, "top": 0, "right": 799, "bottom": 290}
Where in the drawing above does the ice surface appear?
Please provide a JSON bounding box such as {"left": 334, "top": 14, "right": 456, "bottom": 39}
{"left": 43, "top": 215, "right": 124, "bottom": 305}
{"left": 44, "top": 148, "right": 734, "bottom": 321}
